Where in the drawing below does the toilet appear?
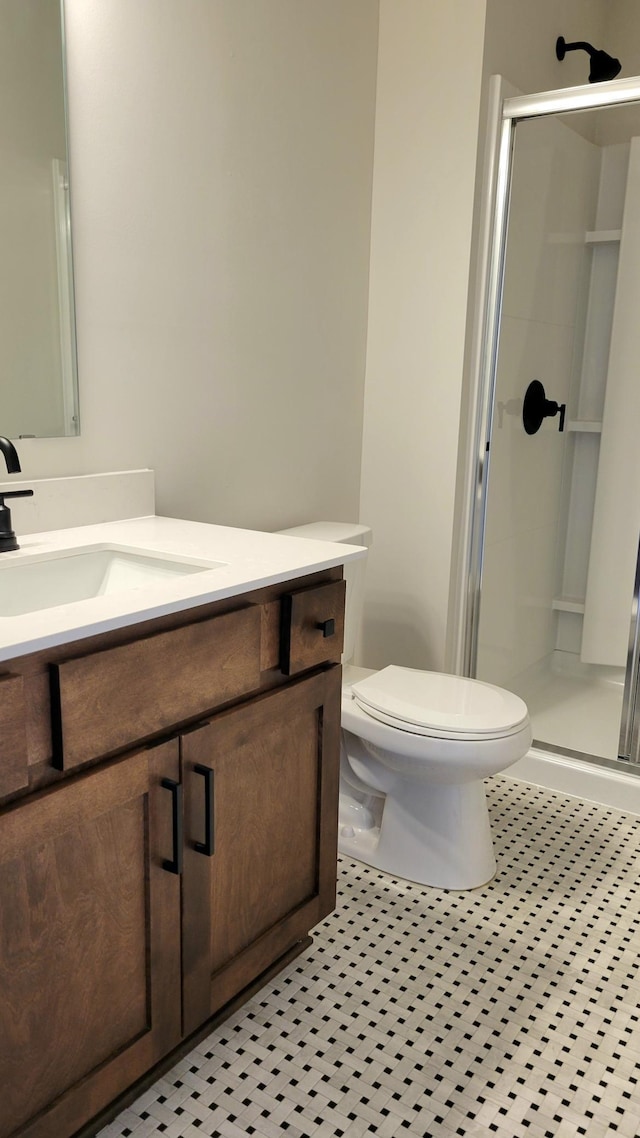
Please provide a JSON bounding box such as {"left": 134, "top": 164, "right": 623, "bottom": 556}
{"left": 278, "top": 523, "right": 532, "bottom": 890}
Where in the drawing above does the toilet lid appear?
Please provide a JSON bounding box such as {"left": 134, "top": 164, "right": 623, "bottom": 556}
{"left": 351, "top": 666, "right": 529, "bottom": 736}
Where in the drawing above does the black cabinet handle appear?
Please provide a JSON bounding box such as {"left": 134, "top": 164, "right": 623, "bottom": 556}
{"left": 161, "top": 778, "right": 183, "bottom": 875}
{"left": 194, "top": 764, "right": 215, "bottom": 856}
{"left": 316, "top": 618, "right": 335, "bottom": 638}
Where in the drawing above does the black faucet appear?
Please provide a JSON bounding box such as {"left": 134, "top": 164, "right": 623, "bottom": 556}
{"left": 0, "top": 436, "right": 21, "bottom": 473}
{"left": 0, "top": 436, "right": 33, "bottom": 551}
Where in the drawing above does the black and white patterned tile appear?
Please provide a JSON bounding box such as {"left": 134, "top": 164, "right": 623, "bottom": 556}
{"left": 97, "top": 778, "right": 640, "bottom": 1137}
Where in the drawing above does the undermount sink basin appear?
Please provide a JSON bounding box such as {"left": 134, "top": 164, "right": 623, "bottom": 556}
{"left": 0, "top": 545, "right": 225, "bottom": 617}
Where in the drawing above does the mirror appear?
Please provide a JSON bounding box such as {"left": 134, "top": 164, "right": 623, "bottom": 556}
{"left": 0, "top": 0, "right": 79, "bottom": 439}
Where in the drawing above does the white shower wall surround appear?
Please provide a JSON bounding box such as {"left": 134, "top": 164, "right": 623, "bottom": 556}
{"left": 582, "top": 137, "right": 640, "bottom": 667}
{"left": 552, "top": 143, "right": 626, "bottom": 661}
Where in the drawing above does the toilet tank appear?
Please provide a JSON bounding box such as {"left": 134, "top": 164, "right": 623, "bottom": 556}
{"left": 276, "top": 522, "right": 371, "bottom": 664}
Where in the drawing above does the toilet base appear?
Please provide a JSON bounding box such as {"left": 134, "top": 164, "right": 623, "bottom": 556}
{"left": 338, "top": 777, "right": 496, "bottom": 890}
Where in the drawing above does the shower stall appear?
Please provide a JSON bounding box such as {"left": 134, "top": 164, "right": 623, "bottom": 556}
{"left": 459, "top": 74, "right": 640, "bottom": 777}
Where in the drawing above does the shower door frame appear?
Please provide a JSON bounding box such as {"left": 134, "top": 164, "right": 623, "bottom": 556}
{"left": 455, "top": 72, "right": 640, "bottom": 763}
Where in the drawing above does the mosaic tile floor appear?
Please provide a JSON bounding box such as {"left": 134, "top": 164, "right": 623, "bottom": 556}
{"left": 98, "top": 777, "right": 640, "bottom": 1138}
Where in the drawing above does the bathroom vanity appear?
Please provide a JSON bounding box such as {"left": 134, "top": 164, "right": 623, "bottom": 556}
{"left": 0, "top": 515, "right": 360, "bottom": 1138}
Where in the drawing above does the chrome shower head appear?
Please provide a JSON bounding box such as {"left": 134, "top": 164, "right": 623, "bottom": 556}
{"left": 556, "top": 36, "right": 622, "bottom": 84}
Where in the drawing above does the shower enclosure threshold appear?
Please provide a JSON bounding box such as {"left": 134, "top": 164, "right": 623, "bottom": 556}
{"left": 505, "top": 744, "right": 640, "bottom": 817}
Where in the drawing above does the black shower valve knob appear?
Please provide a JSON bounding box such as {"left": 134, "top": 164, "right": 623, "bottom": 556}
{"left": 522, "top": 380, "right": 566, "bottom": 436}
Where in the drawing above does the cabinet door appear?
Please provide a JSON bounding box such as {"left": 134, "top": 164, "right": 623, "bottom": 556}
{"left": 0, "top": 740, "right": 181, "bottom": 1138}
{"left": 181, "top": 667, "right": 341, "bottom": 1034}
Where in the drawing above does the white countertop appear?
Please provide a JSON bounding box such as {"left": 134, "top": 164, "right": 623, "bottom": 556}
{"left": 0, "top": 515, "right": 366, "bottom": 663}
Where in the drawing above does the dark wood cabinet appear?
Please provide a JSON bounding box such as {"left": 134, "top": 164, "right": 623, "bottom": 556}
{"left": 0, "top": 569, "right": 344, "bottom": 1138}
{"left": 50, "top": 605, "right": 262, "bottom": 771}
{"left": 0, "top": 673, "right": 28, "bottom": 796}
{"left": 181, "top": 668, "right": 340, "bottom": 1034}
{"left": 0, "top": 740, "right": 181, "bottom": 1138}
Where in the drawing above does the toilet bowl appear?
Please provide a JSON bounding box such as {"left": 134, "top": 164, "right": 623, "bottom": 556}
{"left": 277, "top": 522, "right": 532, "bottom": 890}
{"left": 339, "top": 664, "right": 531, "bottom": 889}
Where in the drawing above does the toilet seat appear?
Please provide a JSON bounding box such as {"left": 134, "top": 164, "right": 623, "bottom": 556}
{"left": 350, "top": 666, "right": 529, "bottom": 741}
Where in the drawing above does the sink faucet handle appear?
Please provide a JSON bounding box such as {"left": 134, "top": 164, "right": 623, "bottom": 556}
{"left": 0, "top": 489, "right": 34, "bottom": 552}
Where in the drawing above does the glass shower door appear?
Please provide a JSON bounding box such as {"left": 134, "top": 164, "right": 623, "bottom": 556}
{"left": 474, "top": 99, "right": 640, "bottom": 766}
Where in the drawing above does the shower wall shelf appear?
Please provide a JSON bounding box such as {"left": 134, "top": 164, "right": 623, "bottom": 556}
{"left": 566, "top": 420, "right": 603, "bottom": 432}
{"left": 584, "top": 229, "right": 621, "bottom": 243}
{"left": 552, "top": 596, "right": 586, "bottom": 614}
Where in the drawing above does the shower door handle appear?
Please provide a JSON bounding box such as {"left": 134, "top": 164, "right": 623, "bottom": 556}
{"left": 522, "top": 380, "right": 566, "bottom": 435}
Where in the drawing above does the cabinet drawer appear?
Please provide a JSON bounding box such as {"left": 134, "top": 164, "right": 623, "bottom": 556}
{"left": 51, "top": 606, "right": 262, "bottom": 770}
{"left": 0, "top": 673, "right": 28, "bottom": 797}
{"left": 280, "top": 579, "right": 345, "bottom": 675}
